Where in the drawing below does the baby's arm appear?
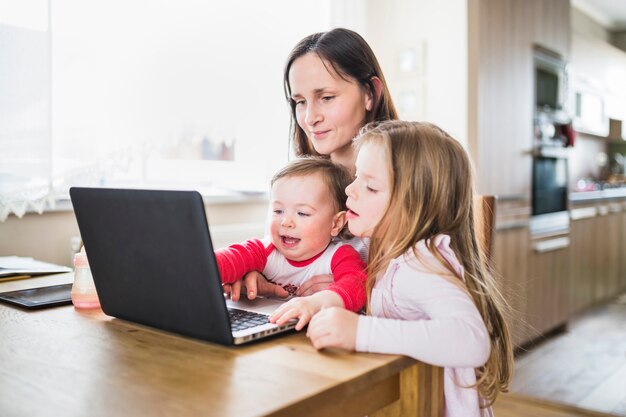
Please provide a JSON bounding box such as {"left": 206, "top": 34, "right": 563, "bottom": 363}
{"left": 270, "top": 290, "right": 343, "bottom": 331}
{"left": 295, "top": 274, "right": 334, "bottom": 296}
{"left": 269, "top": 245, "right": 366, "bottom": 330}
{"left": 326, "top": 245, "right": 367, "bottom": 312}
{"left": 215, "top": 238, "right": 269, "bottom": 284}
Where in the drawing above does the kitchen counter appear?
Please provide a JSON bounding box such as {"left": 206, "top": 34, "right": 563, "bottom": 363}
{"left": 570, "top": 188, "right": 626, "bottom": 202}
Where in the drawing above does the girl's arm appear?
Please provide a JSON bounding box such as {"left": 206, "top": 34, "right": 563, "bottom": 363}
{"left": 307, "top": 270, "right": 490, "bottom": 368}
{"left": 356, "top": 272, "right": 490, "bottom": 368}
{"left": 269, "top": 290, "right": 344, "bottom": 331}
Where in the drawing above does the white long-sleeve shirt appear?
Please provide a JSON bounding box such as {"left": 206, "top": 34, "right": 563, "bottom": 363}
{"left": 355, "top": 234, "right": 492, "bottom": 417}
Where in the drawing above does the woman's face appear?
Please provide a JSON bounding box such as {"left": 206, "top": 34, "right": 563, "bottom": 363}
{"left": 288, "top": 53, "right": 373, "bottom": 162}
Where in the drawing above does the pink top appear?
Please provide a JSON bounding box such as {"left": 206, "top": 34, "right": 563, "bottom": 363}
{"left": 355, "top": 235, "right": 493, "bottom": 417}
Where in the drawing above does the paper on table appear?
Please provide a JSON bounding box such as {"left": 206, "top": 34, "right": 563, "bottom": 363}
{"left": 0, "top": 256, "right": 72, "bottom": 278}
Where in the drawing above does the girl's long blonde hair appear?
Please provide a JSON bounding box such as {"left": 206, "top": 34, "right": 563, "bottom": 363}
{"left": 358, "top": 120, "right": 513, "bottom": 407}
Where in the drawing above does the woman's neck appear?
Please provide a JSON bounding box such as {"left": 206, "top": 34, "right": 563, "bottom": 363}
{"left": 330, "top": 147, "right": 356, "bottom": 176}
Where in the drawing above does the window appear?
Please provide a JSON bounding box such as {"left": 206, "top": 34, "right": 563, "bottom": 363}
{"left": 0, "top": 0, "right": 339, "bottom": 220}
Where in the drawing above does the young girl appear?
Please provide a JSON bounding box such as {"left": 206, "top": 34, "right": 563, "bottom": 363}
{"left": 306, "top": 121, "right": 514, "bottom": 416}
{"left": 216, "top": 158, "right": 366, "bottom": 330}
{"left": 227, "top": 27, "right": 398, "bottom": 300}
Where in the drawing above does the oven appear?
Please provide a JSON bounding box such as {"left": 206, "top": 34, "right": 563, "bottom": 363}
{"left": 530, "top": 147, "right": 570, "bottom": 237}
{"left": 530, "top": 45, "right": 572, "bottom": 238}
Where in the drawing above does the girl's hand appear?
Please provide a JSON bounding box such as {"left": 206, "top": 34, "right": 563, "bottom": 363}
{"left": 295, "top": 274, "right": 334, "bottom": 296}
{"left": 270, "top": 296, "right": 324, "bottom": 331}
{"left": 306, "top": 307, "right": 358, "bottom": 351}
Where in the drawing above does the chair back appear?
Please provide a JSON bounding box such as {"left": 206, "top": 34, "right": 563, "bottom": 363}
{"left": 474, "top": 195, "right": 496, "bottom": 263}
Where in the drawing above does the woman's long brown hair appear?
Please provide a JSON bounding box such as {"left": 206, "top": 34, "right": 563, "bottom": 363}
{"left": 359, "top": 120, "right": 513, "bottom": 407}
{"left": 283, "top": 28, "right": 398, "bottom": 157}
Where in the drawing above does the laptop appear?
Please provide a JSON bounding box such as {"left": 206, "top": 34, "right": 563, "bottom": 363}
{"left": 69, "top": 187, "right": 296, "bottom": 345}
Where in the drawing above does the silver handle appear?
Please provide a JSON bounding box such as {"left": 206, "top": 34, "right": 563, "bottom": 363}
{"left": 570, "top": 207, "right": 597, "bottom": 220}
{"left": 533, "top": 237, "right": 570, "bottom": 253}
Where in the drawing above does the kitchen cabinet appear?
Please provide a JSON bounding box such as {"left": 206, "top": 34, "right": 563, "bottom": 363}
{"left": 493, "top": 225, "right": 530, "bottom": 347}
{"left": 468, "top": 0, "right": 570, "bottom": 198}
{"left": 571, "top": 32, "right": 626, "bottom": 138}
{"left": 493, "top": 197, "right": 626, "bottom": 349}
{"left": 569, "top": 199, "right": 626, "bottom": 315}
{"left": 494, "top": 223, "right": 572, "bottom": 347}
{"left": 595, "top": 205, "right": 621, "bottom": 299}
{"left": 621, "top": 207, "right": 626, "bottom": 290}
{"left": 528, "top": 234, "right": 571, "bottom": 336}
{"left": 569, "top": 206, "right": 598, "bottom": 312}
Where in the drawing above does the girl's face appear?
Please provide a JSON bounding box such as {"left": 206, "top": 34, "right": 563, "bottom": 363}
{"left": 269, "top": 173, "right": 344, "bottom": 262}
{"left": 288, "top": 53, "right": 373, "bottom": 163}
{"left": 345, "top": 142, "right": 391, "bottom": 238}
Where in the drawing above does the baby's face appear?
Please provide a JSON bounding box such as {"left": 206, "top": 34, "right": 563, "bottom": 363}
{"left": 269, "top": 173, "right": 342, "bottom": 262}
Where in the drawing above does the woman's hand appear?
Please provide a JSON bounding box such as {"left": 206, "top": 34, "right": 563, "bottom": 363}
{"left": 223, "top": 271, "right": 289, "bottom": 301}
{"left": 306, "top": 307, "right": 358, "bottom": 351}
{"left": 295, "top": 274, "right": 334, "bottom": 296}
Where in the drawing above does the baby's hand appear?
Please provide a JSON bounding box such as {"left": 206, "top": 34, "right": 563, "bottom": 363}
{"left": 270, "top": 296, "right": 323, "bottom": 331}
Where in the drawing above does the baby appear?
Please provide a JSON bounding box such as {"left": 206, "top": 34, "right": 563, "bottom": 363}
{"left": 215, "top": 157, "right": 366, "bottom": 330}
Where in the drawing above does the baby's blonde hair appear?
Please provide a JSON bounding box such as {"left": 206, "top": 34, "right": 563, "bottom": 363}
{"left": 356, "top": 120, "right": 513, "bottom": 407}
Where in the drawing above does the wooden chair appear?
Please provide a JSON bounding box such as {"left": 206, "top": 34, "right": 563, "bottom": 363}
{"left": 474, "top": 195, "right": 496, "bottom": 263}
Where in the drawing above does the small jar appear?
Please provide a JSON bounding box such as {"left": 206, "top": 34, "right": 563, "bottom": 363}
{"left": 71, "top": 251, "right": 100, "bottom": 309}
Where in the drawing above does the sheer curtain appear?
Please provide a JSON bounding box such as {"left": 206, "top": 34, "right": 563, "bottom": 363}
{"left": 0, "top": 0, "right": 52, "bottom": 220}
{"left": 0, "top": 0, "right": 343, "bottom": 221}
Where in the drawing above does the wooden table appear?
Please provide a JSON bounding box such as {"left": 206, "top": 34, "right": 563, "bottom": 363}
{"left": 0, "top": 274, "right": 443, "bottom": 417}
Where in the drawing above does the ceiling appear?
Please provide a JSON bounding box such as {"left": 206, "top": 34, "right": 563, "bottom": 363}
{"left": 573, "top": 0, "right": 626, "bottom": 31}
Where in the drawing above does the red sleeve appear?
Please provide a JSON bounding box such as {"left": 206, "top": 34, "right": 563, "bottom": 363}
{"left": 328, "top": 245, "right": 367, "bottom": 312}
{"left": 215, "top": 238, "right": 270, "bottom": 284}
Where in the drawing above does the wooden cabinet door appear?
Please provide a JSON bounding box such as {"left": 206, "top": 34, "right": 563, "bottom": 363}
{"left": 605, "top": 210, "right": 622, "bottom": 297}
{"left": 529, "top": 235, "right": 572, "bottom": 336}
{"left": 621, "top": 209, "right": 626, "bottom": 292}
{"left": 493, "top": 226, "right": 530, "bottom": 347}
{"left": 569, "top": 216, "right": 597, "bottom": 313}
{"left": 594, "top": 207, "right": 621, "bottom": 301}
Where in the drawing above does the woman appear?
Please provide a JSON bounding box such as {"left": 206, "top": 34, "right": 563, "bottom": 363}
{"left": 227, "top": 27, "right": 398, "bottom": 301}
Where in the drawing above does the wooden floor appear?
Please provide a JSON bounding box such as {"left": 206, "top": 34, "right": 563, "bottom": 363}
{"left": 494, "top": 393, "right": 618, "bottom": 417}
{"left": 493, "top": 293, "right": 626, "bottom": 417}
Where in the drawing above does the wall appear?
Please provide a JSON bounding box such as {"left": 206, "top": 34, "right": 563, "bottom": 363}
{"left": 568, "top": 137, "right": 605, "bottom": 185}
{"left": 571, "top": 7, "right": 610, "bottom": 42}
{"left": 0, "top": 199, "right": 268, "bottom": 267}
{"left": 364, "top": 0, "right": 468, "bottom": 145}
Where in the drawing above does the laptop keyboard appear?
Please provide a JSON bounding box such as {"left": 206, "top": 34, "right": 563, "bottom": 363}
{"left": 228, "top": 308, "right": 270, "bottom": 331}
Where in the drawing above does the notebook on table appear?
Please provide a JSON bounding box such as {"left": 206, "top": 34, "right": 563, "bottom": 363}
{"left": 69, "top": 187, "right": 295, "bottom": 345}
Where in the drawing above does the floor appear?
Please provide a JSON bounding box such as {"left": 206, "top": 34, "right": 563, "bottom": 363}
{"left": 494, "top": 392, "right": 618, "bottom": 417}
{"left": 494, "top": 293, "right": 626, "bottom": 416}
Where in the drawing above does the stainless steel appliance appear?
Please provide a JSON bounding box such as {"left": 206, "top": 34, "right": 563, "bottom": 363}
{"left": 531, "top": 46, "right": 572, "bottom": 240}
{"left": 531, "top": 148, "right": 570, "bottom": 236}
